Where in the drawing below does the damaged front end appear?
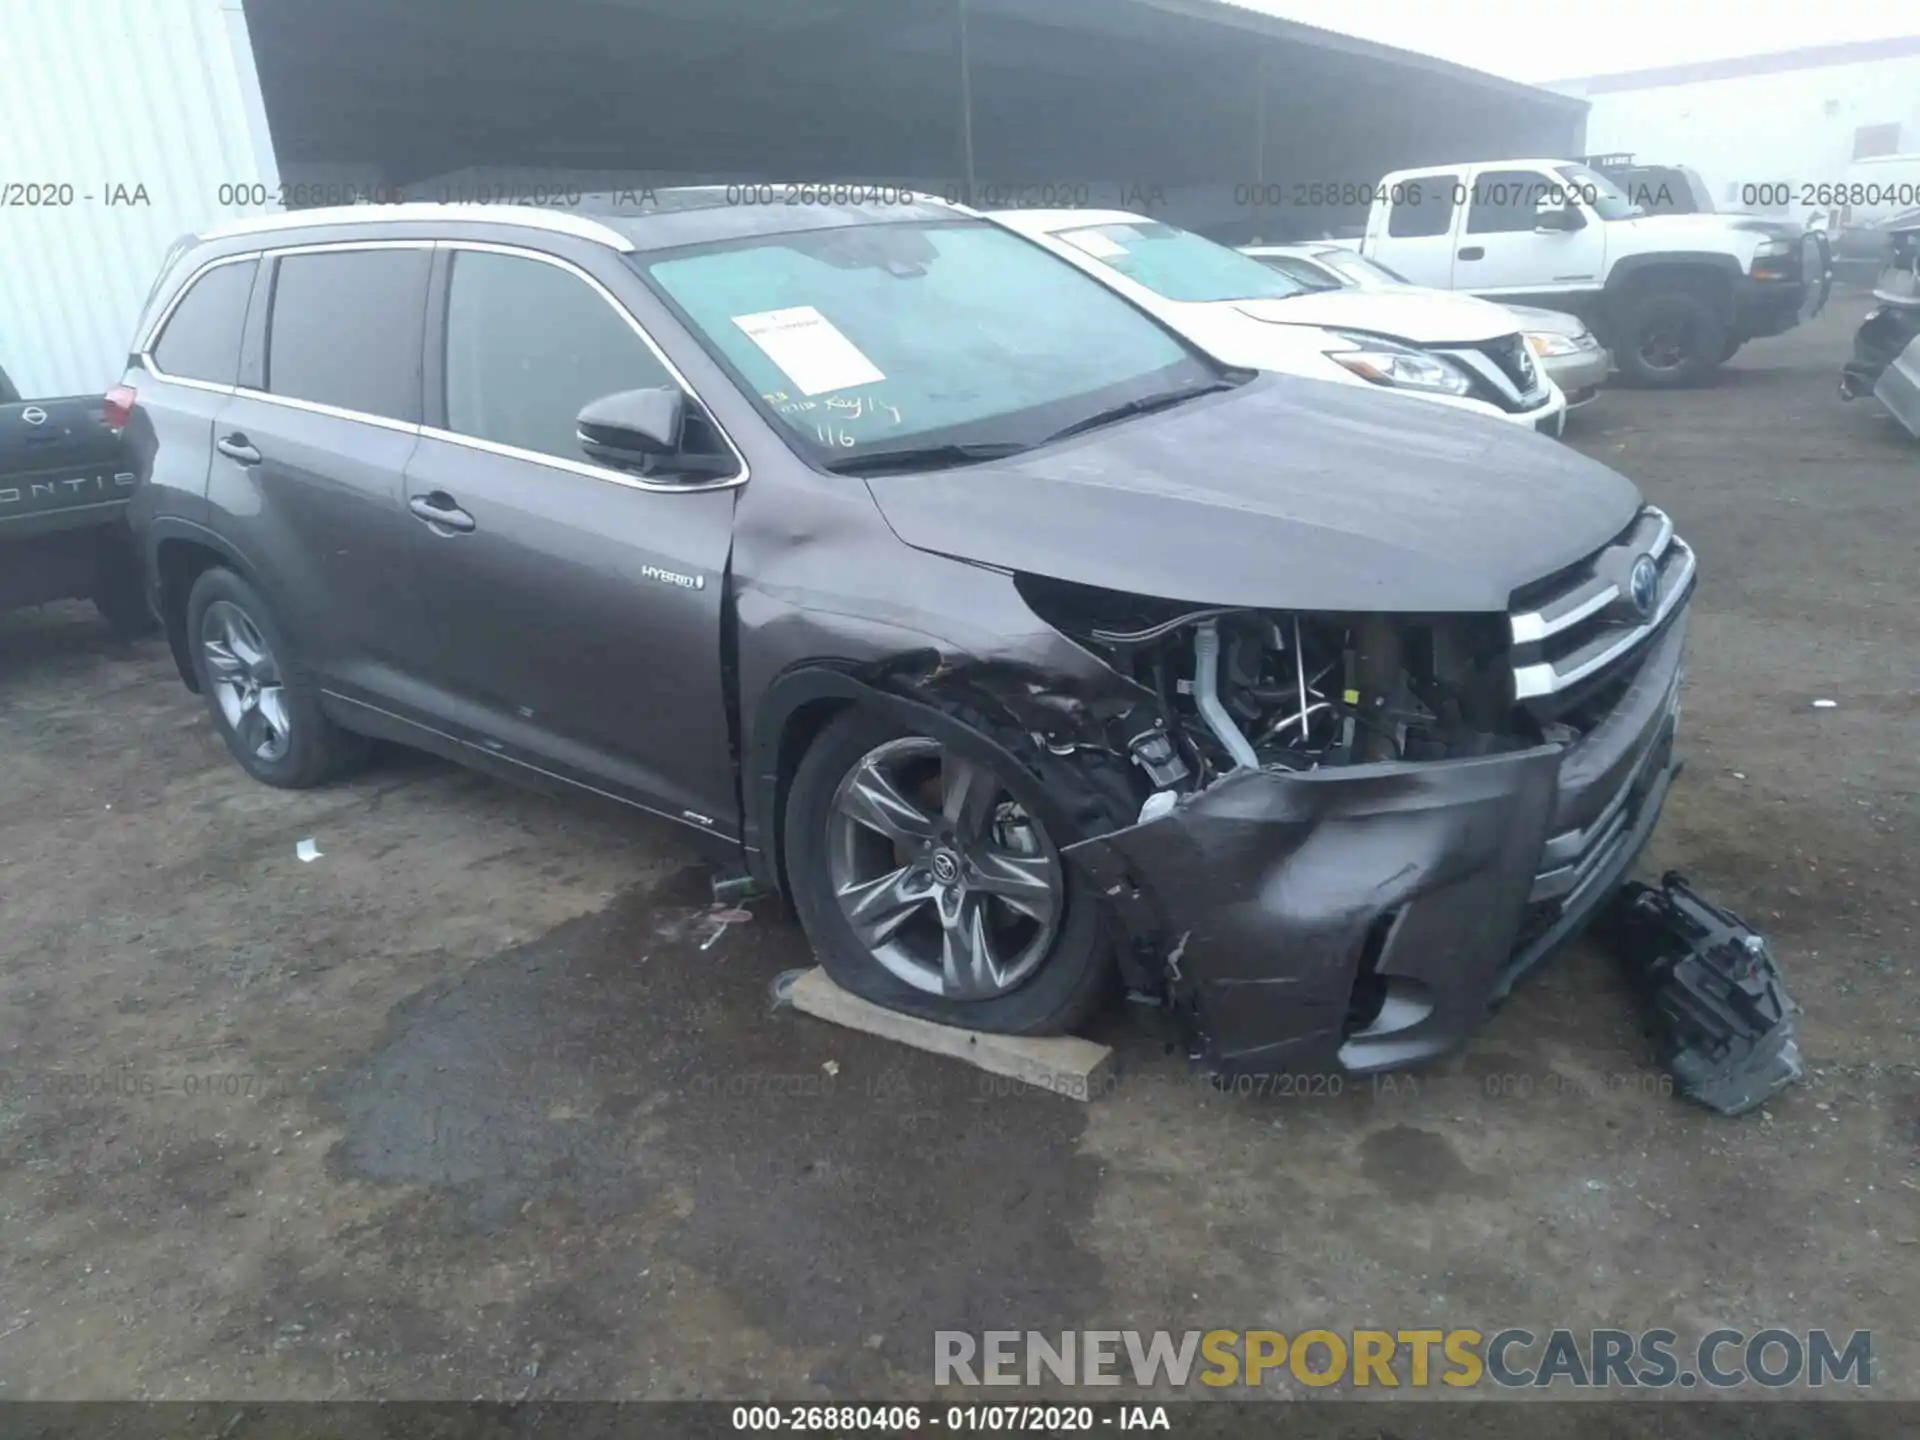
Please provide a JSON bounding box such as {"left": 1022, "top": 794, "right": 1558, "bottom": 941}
{"left": 988, "top": 506, "right": 1698, "bottom": 1077}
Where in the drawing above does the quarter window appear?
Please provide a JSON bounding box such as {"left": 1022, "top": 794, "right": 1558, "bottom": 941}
{"left": 265, "top": 248, "right": 429, "bottom": 423}
{"left": 151, "top": 260, "right": 257, "bottom": 385}
{"left": 1386, "top": 175, "right": 1458, "bottom": 238}
{"left": 442, "top": 249, "right": 679, "bottom": 464}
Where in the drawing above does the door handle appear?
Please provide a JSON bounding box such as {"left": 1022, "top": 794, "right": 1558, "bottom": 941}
{"left": 216, "top": 433, "right": 262, "bottom": 465}
{"left": 408, "top": 492, "right": 476, "bottom": 534}
{"left": 1457, "top": 246, "right": 1486, "bottom": 261}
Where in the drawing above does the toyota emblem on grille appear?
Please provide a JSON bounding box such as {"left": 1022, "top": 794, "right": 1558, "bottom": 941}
{"left": 1629, "top": 555, "right": 1659, "bottom": 618}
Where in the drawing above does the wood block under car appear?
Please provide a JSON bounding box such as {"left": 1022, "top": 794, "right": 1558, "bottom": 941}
{"left": 782, "top": 966, "right": 1115, "bottom": 1102}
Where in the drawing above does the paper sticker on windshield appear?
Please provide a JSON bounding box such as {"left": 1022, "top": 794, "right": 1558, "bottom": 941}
{"left": 732, "top": 306, "right": 885, "bottom": 396}
{"left": 1061, "top": 230, "right": 1127, "bottom": 259}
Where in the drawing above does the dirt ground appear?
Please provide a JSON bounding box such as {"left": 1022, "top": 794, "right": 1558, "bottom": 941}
{"left": 1, "top": 298, "right": 1915, "bottom": 1408}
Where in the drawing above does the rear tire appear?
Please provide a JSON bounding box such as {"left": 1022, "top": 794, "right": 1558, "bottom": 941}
{"left": 186, "top": 567, "right": 369, "bottom": 788}
{"left": 784, "top": 707, "right": 1113, "bottom": 1035}
{"left": 1613, "top": 289, "right": 1728, "bottom": 388}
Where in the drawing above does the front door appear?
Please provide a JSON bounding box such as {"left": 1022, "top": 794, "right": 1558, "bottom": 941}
{"left": 1454, "top": 167, "right": 1608, "bottom": 299}
{"left": 401, "top": 244, "right": 741, "bottom": 836}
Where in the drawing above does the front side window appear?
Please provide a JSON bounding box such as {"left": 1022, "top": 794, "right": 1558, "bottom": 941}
{"left": 1555, "top": 164, "right": 1641, "bottom": 222}
{"left": 643, "top": 219, "right": 1222, "bottom": 466}
{"left": 1467, "top": 170, "right": 1566, "bottom": 235}
{"left": 152, "top": 260, "right": 257, "bottom": 385}
{"left": 266, "top": 249, "right": 428, "bottom": 422}
{"left": 1052, "top": 222, "right": 1306, "bottom": 304}
{"left": 443, "top": 249, "right": 679, "bottom": 464}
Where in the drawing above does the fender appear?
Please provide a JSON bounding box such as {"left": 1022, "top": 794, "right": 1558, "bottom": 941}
{"left": 742, "top": 661, "right": 1119, "bottom": 902}
{"left": 145, "top": 515, "right": 263, "bottom": 692}
{"left": 1603, "top": 251, "right": 1742, "bottom": 305}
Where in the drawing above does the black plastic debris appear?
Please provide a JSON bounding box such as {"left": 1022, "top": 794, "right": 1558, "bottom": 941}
{"left": 1598, "top": 871, "right": 1805, "bottom": 1116}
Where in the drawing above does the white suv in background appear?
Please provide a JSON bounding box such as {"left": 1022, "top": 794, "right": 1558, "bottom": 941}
{"left": 991, "top": 210, "right": 1569, "bottom": 437}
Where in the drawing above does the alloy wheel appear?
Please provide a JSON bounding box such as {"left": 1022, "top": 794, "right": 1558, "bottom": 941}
{"left": 1637, "top": 319, "right": 1696, "bottom": 372}
{"left": 825, "top": 737, "right": 1064, "bottom": 1000}
{"left": 200, "top": 600, "right": 292, "bottom": 763}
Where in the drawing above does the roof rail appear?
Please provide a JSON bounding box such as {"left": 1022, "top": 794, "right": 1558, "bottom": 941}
{"left": 197, "top": 203, "right": 637, "bottom": 252}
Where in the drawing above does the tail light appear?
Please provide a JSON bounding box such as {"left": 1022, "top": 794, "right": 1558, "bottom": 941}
{"left": 103, "top": 383, "right": 136, "bottom": 430}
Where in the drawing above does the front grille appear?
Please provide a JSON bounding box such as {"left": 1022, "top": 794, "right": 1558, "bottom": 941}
{"left": 1480, "top": 333, "right": 1540, "bottom": 394}
{"left": 1508, "top": 506, "right": 1696, "bottom": 711}
{"left": 1434, "top": 333, "right": 1547, "bottom": 412}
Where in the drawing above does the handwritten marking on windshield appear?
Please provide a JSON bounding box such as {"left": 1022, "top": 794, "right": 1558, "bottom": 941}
{"left": 822, "top": 394, "right": 903, "bottom": 426}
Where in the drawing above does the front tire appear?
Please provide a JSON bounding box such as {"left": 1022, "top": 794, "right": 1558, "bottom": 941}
{"left": 784, "top": 708, "right": 1113, "bottom": 1035}
{"left": 186, "top": 567, "right": 369, "bottom": 788}
{"left": 1614, "top": 289, "right": 1728, "bottom": 388}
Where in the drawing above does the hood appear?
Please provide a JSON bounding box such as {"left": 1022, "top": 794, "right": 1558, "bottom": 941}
{"left": 1502, "top": 303, "right": 1590, "bottom": 337}
{"left": 1619, "top": 212, "right": 1767, "bottom": 247}
{"left": 1233, "top": 287, "right": 1520, "bottom": 344}
{"left": 863, "top": 374, "right": 1642, "bottom": 614}
{"left": 1291, "top": 278, "right": 1588, "bottom": 340}
{"left": 1716, "top": 212, "right": 1807, "bottom": 239}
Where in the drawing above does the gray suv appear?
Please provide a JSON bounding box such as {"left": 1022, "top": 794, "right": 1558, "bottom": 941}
{"left": 123, "top": 192, "right": 1694, "bottom": 1077}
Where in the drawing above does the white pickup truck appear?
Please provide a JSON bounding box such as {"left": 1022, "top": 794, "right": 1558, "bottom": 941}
{"left": 1359, "top": 159, "right": 1809, "bottom": 386}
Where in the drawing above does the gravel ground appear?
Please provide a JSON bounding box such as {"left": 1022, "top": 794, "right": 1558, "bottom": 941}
{"left": 0, "top": 297, "right": 1914, "bottom": 1410}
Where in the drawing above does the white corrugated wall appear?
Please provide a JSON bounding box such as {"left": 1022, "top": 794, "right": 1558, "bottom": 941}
{"left": 0, "top": 0, "right": 278, "bottom": 397}
{"left": 1567, "top": 57, "right": 1920, "bottom": 218}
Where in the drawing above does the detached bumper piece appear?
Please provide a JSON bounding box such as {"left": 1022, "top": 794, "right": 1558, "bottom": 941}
{"left": 1599, "top": 873, "right": 1805, "bottom": 1117}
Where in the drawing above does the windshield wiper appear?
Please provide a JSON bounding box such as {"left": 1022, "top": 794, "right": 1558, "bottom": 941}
{"left": 823, "top": 440, "right": 1031, "bottom": 475}
{"left": 1039, "top": 380, "right": 1240, "bottom": 446}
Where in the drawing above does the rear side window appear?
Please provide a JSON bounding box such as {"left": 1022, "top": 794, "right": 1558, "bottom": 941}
{"left": 441, "top": 249, "right": 678, "bottom": 464}
{"left": 266, "top": 248, "right": 429, "bottom": 423}
{"left": 1386, "top": 175, "right": 1457, "bottom": 238}
{"left": 151, "top": 260, "right": 256, "bottom": 385}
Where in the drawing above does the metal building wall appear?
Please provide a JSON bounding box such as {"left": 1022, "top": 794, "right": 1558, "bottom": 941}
{"left": 0, "top": 0, "right": 277, "bottom": 396}
{"left": 1571, "top": 57, "right": 1920, "bottom": 212}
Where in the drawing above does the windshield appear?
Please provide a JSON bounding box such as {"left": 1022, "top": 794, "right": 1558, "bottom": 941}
{"left": 642, "top": 220, "right": 1222, "bottom": 466}
{"left": 1555, "top": 164, "right": 1642, "bottom": 221}
{"left": 1054, "top": 221, "right": 1308, "bottom": 303}
{"left": 1320, "top": 252, "right": 1412, "bottom": 287}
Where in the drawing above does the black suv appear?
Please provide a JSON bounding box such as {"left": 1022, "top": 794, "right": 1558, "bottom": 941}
{"left": 124, "top": 194, "right": 1693, "bottom": 1077}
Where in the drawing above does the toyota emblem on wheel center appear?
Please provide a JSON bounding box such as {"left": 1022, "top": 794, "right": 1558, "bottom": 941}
{"left": 1629, "top": 555, "right": 1659, "bottom": 618}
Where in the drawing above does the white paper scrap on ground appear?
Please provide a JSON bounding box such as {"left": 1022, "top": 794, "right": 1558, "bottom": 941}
{"left": 732, "top": 306, "right": 885, "bottom": 396}
{"left": 295, "top": 838, "right": 323, "bottom": 862}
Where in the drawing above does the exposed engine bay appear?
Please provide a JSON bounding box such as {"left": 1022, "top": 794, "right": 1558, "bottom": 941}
{"left": 1013, "top": 574, "right": 1534, "bottom": 808}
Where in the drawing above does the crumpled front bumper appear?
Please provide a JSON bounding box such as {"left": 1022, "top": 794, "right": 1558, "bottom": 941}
{"left": 1067, "top": 613, "right": 1688, "bottom": 1076}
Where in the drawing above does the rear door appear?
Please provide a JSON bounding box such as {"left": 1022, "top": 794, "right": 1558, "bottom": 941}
{"left": 208, "top": 243, "right": 440, "bottom": 710}
{"left": 128, "top": 253, "right": 262, "bottom": 530}
{"left": 400, "top": 242, "right": 741, "bottom": 835}
{"left": 1365, "top": 171, "right": 1463, "bottom": 289}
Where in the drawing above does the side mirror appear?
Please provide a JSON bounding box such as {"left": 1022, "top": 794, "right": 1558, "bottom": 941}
{"left": 1535, "top": 198, "right": 1583, "bottom": 233}
{"left": 575, "top": 387, "right": 732, "bottom": 479}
